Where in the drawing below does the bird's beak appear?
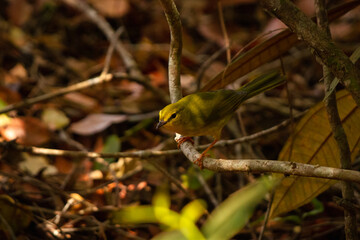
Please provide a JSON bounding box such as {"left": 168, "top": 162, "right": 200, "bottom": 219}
{"left": 156, "top": 120, "right": 167, "bottom": 130}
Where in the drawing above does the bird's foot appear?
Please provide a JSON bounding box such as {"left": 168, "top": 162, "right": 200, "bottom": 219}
{"left": 193, "top": 139, "right": 218, "bottom": 169}
{"left": 194, "top": 153, "right": 207, "bottom": 170}
{"left": 176, "top": 137, "right": 194, "bottom": 149}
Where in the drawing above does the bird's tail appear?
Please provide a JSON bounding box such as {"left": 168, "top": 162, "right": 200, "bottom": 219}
{"left": 239, "top": 70, "right": 286, "bottom": 100}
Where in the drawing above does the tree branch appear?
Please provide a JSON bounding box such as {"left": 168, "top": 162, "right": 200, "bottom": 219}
{"left": 158, "top": 0, "right": 183, "bottom": 103}
{"left": 260, "top": 0, "right": 360, "bottom": 106}
{"left": 2, "top": 142, "right": 360, "bottom": 183}
{"left": 0, "top": 73, "right": 112, "bottom": 114}
{"left": 0, "top": 73, "right": 164, "bottom": 114}
{"left": 316, "top": 0, "right": 358, "bottom": 238}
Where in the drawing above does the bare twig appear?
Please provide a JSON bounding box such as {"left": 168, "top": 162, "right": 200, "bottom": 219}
{"left": 316, "top": 1, "right": 358, "bottom": 239}
{"left": 61, "top": 0, "right": 170, "bottom": 103}
{"left": 0, "top": 113, "right": 299, "bottom": 159}
{"left": 333, "top": 196, "right": 360, "bottom": 213}
{"left": 0, "top": 72, "right": 168, "bottom": 115}
{"left": 145, "top": 159, "right": 194, "bottom": 200}
{"left": 158, "top": 0, "right": 183, "bottom": 103}
{"left": 0, "top": 212, "right": 16, "bottom": 240}
{"left": 196, "top": 46, "right": 227, "bottom": 90}
{"left": 258, "top": 188, "right": 275, "bottom": 240}
{"left": 197, "top": 171, "right": 219, "bottom": 207}
{"left": 202, "top": 111, "right": 304, "bottom": 149}
{"left": 100, "top": 27, "right": 124, "bottom": 78}
{"left": 0, "top": 73, "right": 112, "bottom": 114}
{"left": 218, "top": 1, "right": 231, "bottom": 63}
{"left": 61, "top": 0, "right": 140, "bottom": 78}
{"left": 2, "top": 142, "right": 360, "bottom": 183}
{"left": 157, "top": 0, "right": 207, "bottom": 174}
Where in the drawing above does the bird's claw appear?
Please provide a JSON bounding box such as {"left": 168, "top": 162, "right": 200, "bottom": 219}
{"left": 176, "top": 137, "right": 194, "bottom": 149}
{"left": 194, "top": 153, "right": 208, "bottom": 170}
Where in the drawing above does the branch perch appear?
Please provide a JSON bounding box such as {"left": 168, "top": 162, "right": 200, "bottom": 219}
{"left": 2, "top": 142, "right": 360, "bottom": 183}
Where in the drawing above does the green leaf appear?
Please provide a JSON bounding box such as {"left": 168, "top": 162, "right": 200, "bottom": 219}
{"left": 103, "top": 134, "right": 121, "bottom": 162}
{"left": 302, "top": 198, "right": 324, "bottom": 219}
{"left": 202, "top": 176, "right": 276, "bottom": 240}
{"left": 41, "top": 107, "right": 70, "bottom": 130}
{"left": 110, "top": 206, "right": 157, "bottom": 224}
{"left": 180, "top": 199, "right": 207, "bottom": 223}
{"left": 111, "top": 187, "right": 206, "bottom": 240}
{"left": 0, "top": 99, "right": 7, "bottom": 108}
{"left": 93, "top": 134, "right": 121, "bottom": 170}
{"left": 153, "top": 185, "right": 171, "bottom": 209}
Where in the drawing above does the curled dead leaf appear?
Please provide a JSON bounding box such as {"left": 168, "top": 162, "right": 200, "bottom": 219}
{"left": 69, "top": 113, "right": 127, "bottom": 135}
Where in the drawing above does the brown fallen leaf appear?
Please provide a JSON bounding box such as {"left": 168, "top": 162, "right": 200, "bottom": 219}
{"left": 69, "top": 113, "right": 127, "bottom": 135}
{"left": 0, "top": 86, "right": 21, "bottom": 104}
{"left": 88, "top": 0, "right": 130, "bottom": 18}
{"left": 0, "top": 117, "right": 51, "bottom": 146}
{"left": 6, "top": 0, "right": 33, "bottom": 26}
{"left": 270, "top": 90, "right": 360, "bottom": 217}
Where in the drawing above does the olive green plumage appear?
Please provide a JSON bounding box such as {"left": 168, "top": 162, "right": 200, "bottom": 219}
{"left": 157, "top": 70, "right": 285, "bottom": 140}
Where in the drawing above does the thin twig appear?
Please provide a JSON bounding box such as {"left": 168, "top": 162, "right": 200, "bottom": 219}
{"left": 2, "top": 143, "right": 360, "bottom": 183}
{"left": 196, "top": 171, "right": 219, "bottom": 207}
{"left": 158, "top": 0, "right": 183, "bottom": 103}
{"left": 61, "top": 0, "right": 140, "bottom": 78}
{"left": 0, "top": 73, "right": 112, "bottom": 114}
{"left": 0, "top": 212, "right": 16, "bottom": 240}
{"left": 0, "top": 72, "right": 168, "bottom": 115}
{"left": 196, "top": 46, "right": 227, "bottom": 90}
{"left": 0, "top": 113, "right": 298, "bottom": 158}
{"left": 145, "top": 159, "right": 194, "bottom": 200}
{"left": 211, "top": 111, "right": 304, "bottom": 148}
{"left": 61, "top": 0, "right": 170, "bottom": 103}
{"left": 316, "top": 0, "right": 358, "bottom": 239}
{"left": 101, "top": 27, "right": 124, "bottom": 78}
{"left": 258, "top": 187, "right": 275, "bottom": 240}
{"left": 218, "top": 1, "right": 231, "bottom": 63}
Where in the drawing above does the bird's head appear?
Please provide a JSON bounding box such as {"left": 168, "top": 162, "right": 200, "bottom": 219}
{"left": 156, "top": 102, "right": 183, "bottom": 132}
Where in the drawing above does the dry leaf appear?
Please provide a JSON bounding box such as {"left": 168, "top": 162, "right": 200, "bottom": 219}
{"left": 270, "top": 90, "right": 360, "bottom": 217}
{"left": 5, "top": 63, "right": 28, "bottom": 86}
{"left": 88, "top": 0, "right": 130, "bottom": 18}
{"left": 0, "top": 117, "right": 51, "bottom": 146}
{"left": 69, "top": 113, "right": 127, "bottom": 135}
{"left": 0, "top": 86, "right": 21, "bottom": 104}
{"left": 201, "top": 1, "right": 360, "bottom": 91}
{"left": 6, "top": 0, "right": 33, "bottom": 26}
{"left": 54, "top": 156, "right": 73, "bottom": 174}
{"left": 19, "top": 152, "right": 57, "bottom": 175}
{"left": 63, "top": 92, "right": 100, "bottom": 111}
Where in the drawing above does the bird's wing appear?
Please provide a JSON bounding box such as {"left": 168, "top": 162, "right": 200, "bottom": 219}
{"left": 207, "top": 90, "right": 247, "bottom": 122}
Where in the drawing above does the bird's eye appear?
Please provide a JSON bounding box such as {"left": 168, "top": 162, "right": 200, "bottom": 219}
{"left": 170, "top": 113, "right": 177, "bottom": 119}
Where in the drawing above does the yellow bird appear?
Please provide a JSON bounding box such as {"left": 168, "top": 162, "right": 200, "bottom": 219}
{"left": 157, "top": 71, "right": 285, "bottom": 168}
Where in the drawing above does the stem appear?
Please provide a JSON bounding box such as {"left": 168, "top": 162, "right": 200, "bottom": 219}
{"left": 158, "top": 0, "right": 183, "bottom": 103}
{"left": 315, "top": 0, "right": 358, "bottom": 239}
